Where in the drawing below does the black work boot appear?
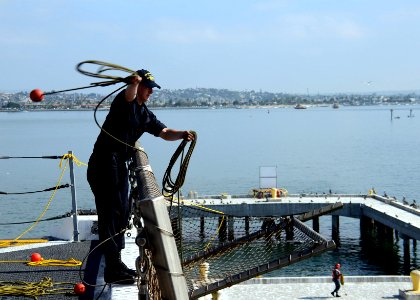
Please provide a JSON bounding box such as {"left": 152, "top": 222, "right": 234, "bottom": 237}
{"left": 331, "top": 292, "right": 335, "bottom": 297}
{"left": 117, "top": 252, "right": 138, "bottom": 277}
{"left": 104, "top": 254, "right": 135, "bottom": 284}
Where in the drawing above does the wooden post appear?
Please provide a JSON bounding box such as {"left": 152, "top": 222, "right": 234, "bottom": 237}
{"left": 200, "top": 216, "right": 205, "bottom": 238}
{"left": 332, "top": 215, "right": 339, "bottom": 243}
{"left": 218, "top": 216, "right": 227, "bottom": 242}
{"left": 285, "top": 218, "right": 294, "bottom": 241}
{"left": 228, "top": 216, "right": 234, "bottom": 241}
{"left": 402, "top": 235, "right": 411, "bottom": 274}
{"left": 313, "top": 216, "right": 320, "bottom": 233}
{"left": 245, "top": 216, "right": 250, "bottom": 235}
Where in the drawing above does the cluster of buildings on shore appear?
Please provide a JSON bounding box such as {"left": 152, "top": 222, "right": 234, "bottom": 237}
{"left": 0, "top": 88, "right": 418, "bottom": 111}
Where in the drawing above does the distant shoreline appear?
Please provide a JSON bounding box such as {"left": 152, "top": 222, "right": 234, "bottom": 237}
{"left": 1, "top": 103, "right": 420, "bottom": 113}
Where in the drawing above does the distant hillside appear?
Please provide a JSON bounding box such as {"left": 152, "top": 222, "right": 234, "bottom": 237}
{"left": 0, "top": 88, "right": 419, "bottom": 110}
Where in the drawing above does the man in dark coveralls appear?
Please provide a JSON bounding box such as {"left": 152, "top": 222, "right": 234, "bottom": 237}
{"left": 87, "top": 69, "right": 194, "bottom": 284}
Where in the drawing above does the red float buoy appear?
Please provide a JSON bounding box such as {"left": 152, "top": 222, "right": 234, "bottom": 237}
{"left": 30, "top": 252, "right": 43, "bottom": 262}
{"left": 74, "top": 283, "right": 86, "bottom": 295}
{"left": 29, "top": 89, "right": 44, "bottom": 102}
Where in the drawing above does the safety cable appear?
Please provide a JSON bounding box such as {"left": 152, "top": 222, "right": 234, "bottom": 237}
{"left": 0, "top": 210, "right": 96, "bottom": 226}
{"left": 0, "top": 211, "right": 73, "bottom": 225}
{"left": 0, "top": 183, "right": 70, "bottom": 195}
{"left": 0, "top": 155, "right": 63, "bottom": 159}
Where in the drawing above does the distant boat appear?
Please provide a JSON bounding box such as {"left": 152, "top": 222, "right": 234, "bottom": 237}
{"left": 294, "top": 103, "right": 307, "bottom": 109}
{"left": 332, "top": 103, "right": 339, "bottom": 109}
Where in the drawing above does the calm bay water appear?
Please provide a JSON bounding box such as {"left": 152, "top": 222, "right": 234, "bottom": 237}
{"left": 0, "top": 105, "right": 419, "bottom": 276}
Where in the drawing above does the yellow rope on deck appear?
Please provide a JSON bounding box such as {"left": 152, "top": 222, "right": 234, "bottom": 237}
{"left": 28, "top": 258, "right": 82, "bottom": 267}
{"left": 0, "top": 239, "right": 48, "bottom": 248}
{"left": 0, "top": 277, "right": 76, "bottom": 300}
{"left": 0, "top": 258, "right": 82, "bottom": 267}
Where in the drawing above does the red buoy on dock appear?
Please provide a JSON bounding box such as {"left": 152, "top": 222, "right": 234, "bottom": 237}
{"left": 29, "top": 89, "right": 44, "bottom": 102}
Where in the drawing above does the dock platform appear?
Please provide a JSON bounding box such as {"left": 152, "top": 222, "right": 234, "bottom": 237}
{"left": 216, "top": 276, "right": 413, "bottom": 300}
{"left": 0, "top": 193, "right": 418, "bottom": 299}
{"left": 186, "top": 193, "right": 420, "bottom": 241}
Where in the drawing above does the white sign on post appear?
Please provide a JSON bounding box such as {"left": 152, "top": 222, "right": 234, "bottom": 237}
{"left": 259, "top": 166, "right": 277, "bottom": 188}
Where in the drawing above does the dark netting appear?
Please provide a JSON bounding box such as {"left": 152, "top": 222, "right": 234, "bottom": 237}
{"left": 167, "top": 201, "right": 335, "bottom": 299}
{"left": 130, "top": 144, "right": 335, "bottom": 299}
{"left": 131, "top": 148, "right": 161, "bottom": 199}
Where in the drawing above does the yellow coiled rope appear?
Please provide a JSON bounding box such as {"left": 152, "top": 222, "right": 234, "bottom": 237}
{"left": 0, "top": 258, "right": 82, "bottom": 267}
{"left": 28, "top": 258, "right": 82, "bottom": 267}
{"left": 0, "top": 277, "right": 76, "bottom": 300}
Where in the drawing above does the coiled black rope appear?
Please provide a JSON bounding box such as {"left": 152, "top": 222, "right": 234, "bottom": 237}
{"left": 162, "top": 131, "right": 197, "bottom": 199}
{"left": 37, "top": 60, "right": 137, "bottom": 98}
{"left": 76, "top": 60, "right": 136, "bottom": 84}
{"left": 0, "top": 184, "right": 70, "bottom": 195}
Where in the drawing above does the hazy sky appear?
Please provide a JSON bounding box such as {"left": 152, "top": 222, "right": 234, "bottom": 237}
{"left": 1, "top": 0, "right": 420, "bottom": 94}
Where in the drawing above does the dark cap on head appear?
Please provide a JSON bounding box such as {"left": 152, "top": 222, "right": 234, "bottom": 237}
{"left": 136, "top": 69, "right": 161, "bottom": 89}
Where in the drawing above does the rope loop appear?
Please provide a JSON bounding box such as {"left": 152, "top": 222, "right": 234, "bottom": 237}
{"left": 162, "top": 131, "right": 197, "bottom": 199}
{"left": 76, "top": 60, "right": 138, "bottom": 87}
{"left": 59, "top": 153, "right": 88, "bottom": 169}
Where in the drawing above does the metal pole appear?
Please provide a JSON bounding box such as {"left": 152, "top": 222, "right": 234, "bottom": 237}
{"left": 69, "top": 150, "right": 79, "bottom": 242}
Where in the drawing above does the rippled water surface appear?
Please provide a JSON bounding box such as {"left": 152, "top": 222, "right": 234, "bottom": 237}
{"left": 1, "top": 105, "right": 419, "bottom": 275}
